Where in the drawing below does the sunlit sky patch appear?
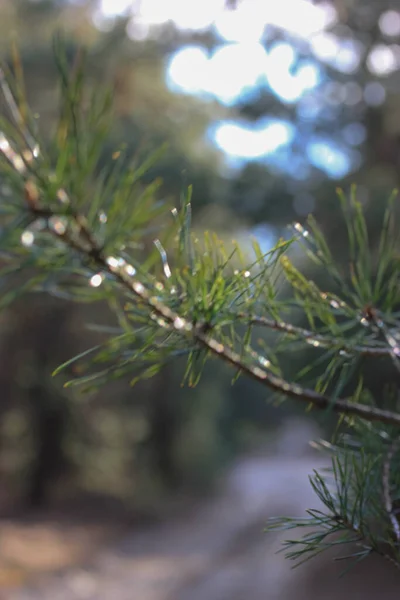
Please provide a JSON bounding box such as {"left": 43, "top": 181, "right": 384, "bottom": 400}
{"left": 167, "top": 43, "right": 270, "bottom": 104}
{"left": 96, "top": 0, "right": 390, "bottom": 179}
{"left": 250, "top": 223, "right": 279, "bottom": 254}
{"left": 310, "top": 33, "right": 363, "bottom": 74}
{"left": 212, "top": 119, "right": 295, "bottom": 158}
{"left": 167, "top": 42, "right": 321, "bottom": 106}
{"left": 98, "top": 0, "right": 335, "bottom": 35}
{"left": 99, "top": 0, "right": 226, "bottom": 28}
{"left": 265, "top": 44, "right": 320, "bottom": 103}
{"left": 379, "top": 10, "right": 400, "bottom": 37}
{"left": 306, "top": 138, "right": 361, "bottom": 179}
{"left": 214, "top": 0, "right": 336, "bottom": 41}
{"left": 367, "top": 44, "right": 400, "bottom": 76}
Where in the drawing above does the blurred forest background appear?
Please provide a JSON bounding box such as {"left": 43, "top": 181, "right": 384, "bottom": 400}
{"left": 0, "top": 0, "right": 400, "bottom": 524}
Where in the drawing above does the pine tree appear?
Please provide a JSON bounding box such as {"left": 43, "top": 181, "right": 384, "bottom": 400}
{"left": 2, "top": 41, "right": 400, "bottom": 574}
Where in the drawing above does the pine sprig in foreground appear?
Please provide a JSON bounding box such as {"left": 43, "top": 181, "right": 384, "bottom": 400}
{"left": 1, "top": 44, "right": 400, "bottom": 573}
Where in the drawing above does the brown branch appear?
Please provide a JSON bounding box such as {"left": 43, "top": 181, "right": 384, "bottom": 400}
{"left": 237, "top": 313, "right": 394, "bottom": 357}
{"left": 20, "top": 189, "right": 400, "bottom": 429}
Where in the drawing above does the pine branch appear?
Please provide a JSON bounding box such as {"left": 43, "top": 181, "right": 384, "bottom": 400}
{"left": 267, "top": 446, "right": 400, "bottom": 573}
{"left": 1, "top": 53, "right": 400, "bottom": 427}
{"left": 17, "top": 180, "right": 400, "bottom": 428}
{"left": 237, "top": 312, "right": 394, "bottom": 357}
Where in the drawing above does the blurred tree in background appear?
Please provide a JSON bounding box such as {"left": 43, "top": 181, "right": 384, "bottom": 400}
{"left": 0, "top": 0, "right": 400, "bottom": 514}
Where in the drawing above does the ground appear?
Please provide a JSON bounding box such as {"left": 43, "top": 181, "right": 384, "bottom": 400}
{"left": 1, "top": 419, "right": 400, "bottom": 600}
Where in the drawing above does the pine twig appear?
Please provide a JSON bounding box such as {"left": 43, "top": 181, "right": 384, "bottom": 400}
{"left": 17, "top": 178, "right": 400, "bottom": 429}
{"left": 382, "top": 438, "right": 400, "bottom": 543}
{"left": 238, "top": 313, "right": 393, "bottom": 357}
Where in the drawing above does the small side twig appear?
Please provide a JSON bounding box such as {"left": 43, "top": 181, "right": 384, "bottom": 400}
{"left": 237, "top": 313, "right": 393, "bottom": 357}
{"left": 382, "top": 438, "right": 400, "bottom": 543}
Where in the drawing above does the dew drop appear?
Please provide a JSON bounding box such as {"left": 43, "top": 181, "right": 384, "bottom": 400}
{"left": 0, "top": 134, "right": 10, "bottom": 152}
{"left": 57, "top": 189, "right": 69, "bottom": 204}
{"left": 155, "top": 282, "right": 164, "bottom": 291}
{"left": 133, "top": 282, "right": 145, "bottom": 295}
{"left": 90, "top": 273, "right": 104, "bottom": 288}
{"left": 307, "top": 338, "right": 321, "bottom": 347}
{"left": 124, "top": 264, "right": 136, "bottom": 276}
{"left": 21, "top": 230, "right": 34, "bottom": 247}
{"left": 106, "top": 256, "right": 118, "bottom": 269}
{"left": 294, "top": 222, "right": 310, "bottom": 237}
{"left": 99, "top": 211, "right": 107, "bottom": 224}
{"left": 174, "top": 317, "right": 186, "bottom": 330}
{"left": 106, "top": 256, "right": 125, "bottom": 270}
{"left": 49, "top": 216, "right": 67, "bottom": 235}
{"left": 244, "top": 270, "right": 251, "bottom": 278}
{"left": 157, "top": 317, "right": 169, "bottom": 328}
{"left": 258, "top": 356, "right": 270, "bottom": 368}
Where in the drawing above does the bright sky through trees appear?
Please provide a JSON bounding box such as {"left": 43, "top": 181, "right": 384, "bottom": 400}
{"left": 96, "top": 0, "right": 399, "bottom": 178}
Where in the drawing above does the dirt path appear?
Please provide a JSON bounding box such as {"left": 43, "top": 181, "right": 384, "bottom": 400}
{"left": 4, "top": 420, "right": 400, "bottom": 599}
{"left": 4, "top": 450, "right": 328, "bottom": 600}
